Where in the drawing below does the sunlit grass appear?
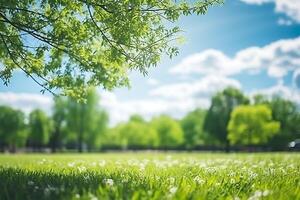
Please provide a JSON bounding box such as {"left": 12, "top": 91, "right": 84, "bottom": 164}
{"left": 0, "top": 153, "right": 299, "bottom": 199}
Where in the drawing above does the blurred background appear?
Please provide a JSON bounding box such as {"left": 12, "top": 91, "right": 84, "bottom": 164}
{"left": 0, "top": 0, "right": 300, "bottom": 152}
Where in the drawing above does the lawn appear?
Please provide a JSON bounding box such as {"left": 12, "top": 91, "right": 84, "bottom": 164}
{"left": 0, "top": 153, "right": 299, "bottom": 200}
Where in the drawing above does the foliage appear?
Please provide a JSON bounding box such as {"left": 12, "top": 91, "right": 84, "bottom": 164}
{"left": 254, "top": 96, "right": 300, "bottom": 148}
{"left": 105, "top": 116, "right": 159, "bottom": 149}
{"left": 151, "top": 115, "right": 184, "bottom": 148}
{"left": 0, "top": 0, "right": 221, "bottom": 99}
{"left": 0, "top": 153, "right": 300, "bottom": 199}
{"left": 181, "top": 108, "right": 208, "bottom": 148}
{"left": 28, "top": 109, "right": 52, "bottom": 147}
{"left": 0, "top": 106, "right": 26, "bottom": 150}
{"left": 49, "top": 96, "right": 67, "bottom": 152}
{"left": 227, "top": 105, "right": 280, "bottom": 145}
{"left": 65, "top": 88, "right": 108, "bottom": 151}
{"left": 204, "top": 87, "right": 249, "bottom": 148}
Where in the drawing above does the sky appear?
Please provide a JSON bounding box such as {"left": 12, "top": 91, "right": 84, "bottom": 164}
{"left": 1, "top": 0, "right": 300, "bottom": 125}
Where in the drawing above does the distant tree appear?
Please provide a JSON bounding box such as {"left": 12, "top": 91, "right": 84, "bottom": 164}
{"left": 129, "top": 114, "right": 145, "bottom": 123}
{"left": 102, "top": 115, "right": 158, "bottom": 149}
{"left": 227, "top": 105, "right": 280, "bottom": 147}
{"left": 253, "top": 96, "right": 300, "bottom": 149}
{"left": 65, "top": 88, "right": 108, "bottom": 152}
{"left": 204, "top": 87, "right": 249, "bottom": 151}
{"left": 0, "top": 106, "right": 26, "bottom": 152}
{"left": 151, "top": 115, "right": 184, "bottom": 148}
{"left": 49, "top": 96, "right": 67, "bottom": 152}
{"left": 86, "top": 110, "right": 109, "bottom": 151}
{"left": 28, "top": 109, "right": 52, "bottom": 150}
{"left": 181, "top": 108, "right": 208, "bottom": 148}
{"left": 0, "top": 0, "right": 221, "bottom": 99}
{"left": 101, "top": 126, "right": 125, "bottom": 149}
{"left": 253, "top": 94, "right": 268, "bottom": 105}
{"left": 267, "top": 98, "right": 300, "bottom": 148}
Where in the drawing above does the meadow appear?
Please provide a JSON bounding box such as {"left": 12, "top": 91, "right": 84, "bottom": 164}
{"left": 0, "top": 153, "right": 299, "bottom": 200}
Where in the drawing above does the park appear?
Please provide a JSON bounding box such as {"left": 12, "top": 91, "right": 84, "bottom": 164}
{"left": 0, "top": 0, "right": 300, "bottom": 199}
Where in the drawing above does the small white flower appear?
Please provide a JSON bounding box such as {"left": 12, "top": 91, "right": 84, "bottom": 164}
{"left": 44, "top": 188, "right": 50, "bottom": 196}
{"left": 263, "top": 190, "right": 270, "bottom": 196}
{"left": 27, "top": 181, "right": 34, "bottom": 186}
{"left": 103, "top": 178, "right": 114, "bottom": 187}
{"left": 254, "top": 190, "right": 262, "bottom": 197}
{"left": 169, "top": 186, "right": 177, "bottom": 194}
{"left": 78, "top": 166, "right": 86, "bottom": 172}
{"left": 194, "top": 176, "right": 205, "bottom": 185}
{"left": 98, "top": 160, "right": 106, "bottom": 167}
{"left": 68, "top": 162, "right": 75, "bottom": 167}
{"left": 75, "top": 194, "right": 80, "bottom": 198}
{"left": 88, "top": 193, "right": 98, "bottom": 200}
{"left": 169, "top": 177, "right": 175, "bottom": 184}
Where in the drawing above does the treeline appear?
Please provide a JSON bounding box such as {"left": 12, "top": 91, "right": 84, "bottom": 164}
{"left": 0, "top": 87, "right": 300, "bottom": 152}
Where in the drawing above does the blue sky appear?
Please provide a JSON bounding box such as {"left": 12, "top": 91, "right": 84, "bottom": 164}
{"left": 1, "top": 0, "right": 300, "bottom": 125}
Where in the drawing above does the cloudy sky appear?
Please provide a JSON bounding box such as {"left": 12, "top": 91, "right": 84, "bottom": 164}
{"left": 1, "top": 0, "right": 300, "bottom": 125}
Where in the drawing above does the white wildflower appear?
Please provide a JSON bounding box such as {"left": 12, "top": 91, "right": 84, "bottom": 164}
{"left": 194, "top": 176, "right": 205, "bottom": 185}
{"left": 169, "top": 186, "right": 177, "bottom": 194}
{"left": 103, "top": 178, "right": 114, "bottom": 187}
{"left": 98, "top": 160, "right": 106, "bottom": 167}
{"left": 169, "top": 177, "right": 175, "bottom": 184}
{"left": 89, "top": 193, "right": 98, "bottom": 200}
{"left": 27, "top": 181, "right": 34, "bottom": 186}
{"left": 68, "top": 162, "right": 75, "bottom": 167}
{"left": 78, "top": 166, "right": 86, "bottom": 173}
{"left": 44, "top": 188, "right": 50, "bottom": 196}
{"left": 263, "top": 190, "right": 271, "bottom": 196}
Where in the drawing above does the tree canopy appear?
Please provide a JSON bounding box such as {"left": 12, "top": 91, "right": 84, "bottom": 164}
{"left": 151, "top": 115, "right": 184, "bottom": 148}
{"left": 65, "top": 87, "right": 108, "bottom": 151}
{"left": 0, "top": 0, "right": 221, "bottom": 99}
{"left": 181, "top": 108, "right": 208, "bottom": 148}
{"left": 227, "top": 105, "right": 280, "bottom": 146}
{"left": 28, "top": 109, "right": 52, "bottom": 148}
{"left": 204, "top": 87, "right": 249, "bottom": 149}
{"left": 253, "top": 96, "right": 300, "bottom": 148}
{"left": 0, "top": 105, "right": 26, "bottom": 151}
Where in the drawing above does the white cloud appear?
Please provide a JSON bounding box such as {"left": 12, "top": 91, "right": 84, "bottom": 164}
{"left": 240, "top": 0, "right": 273, "bottom": 5}
{"left": 170, "top": 37, "right": 300, "bottom": 79}
{"left": 241, "top": 0, "right": 300, "bottom": 23}
{"left": 150, "top": 75, "right": 241, "bottom": 100}
{"left": 0, "top": 92, "right": 52, "bottom": 114}
{"left": 267, "top": 66, "right": 288, "bottom": 78}
{"left": 100, "top": 75, "right": 241, "bottom": 126}
{"left": 146, "top": 78, "right": 160, "bottom": 86}
{"left": 100, "top": 91, "right": 204, "bottom": 125}
{"left": 293, "top": 69, "right": 300, "bottom": 89}
{"left": 249, "top": 83, "right": 300, "bottom": 103}
{"left": 275, "top": 0, "right": 300, "bottom": 23}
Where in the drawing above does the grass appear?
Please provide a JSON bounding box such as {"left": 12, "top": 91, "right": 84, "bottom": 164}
{"left": 0, "top": 152, "right": 299, "bottom": 200}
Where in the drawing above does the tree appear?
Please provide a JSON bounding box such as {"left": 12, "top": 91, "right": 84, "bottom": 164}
{"left": 254, "top": 96, "right": 300, "bottom": 149}
{"left": 65, "top": 88, "right": 108, "bottom": 152}
{"left": 102, "top": 115, "right": 158, "bottom": 149}
{"left": 227, "top": 105, "right": 280, "bottom": 147}
{"left": 0, "top": 106, "right": 26, "bottom": 152}
{"left": 151, "top": 115, "right": 184, "bottom": 148}
{"left": 0, "top": 0, "right": 221, "bottom": 99}
{"left": 204, "top": 87, "right": 249, "bottom": 151}
{"left": 127, "top": 115, "right": 158, "bottom": 148}
{"left": 181, "top": 108, "right": 208, "bottom": 148}
{"left": 28, "top": 109, "right": 52, "bottom": 149}
{"left": 49, "top": 96, "right": 67, "bottom": 152}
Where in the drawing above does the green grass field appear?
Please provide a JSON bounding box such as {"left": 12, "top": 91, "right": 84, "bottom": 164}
{"left": 0, "top": 153, "right": 299, "bottom": 200}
